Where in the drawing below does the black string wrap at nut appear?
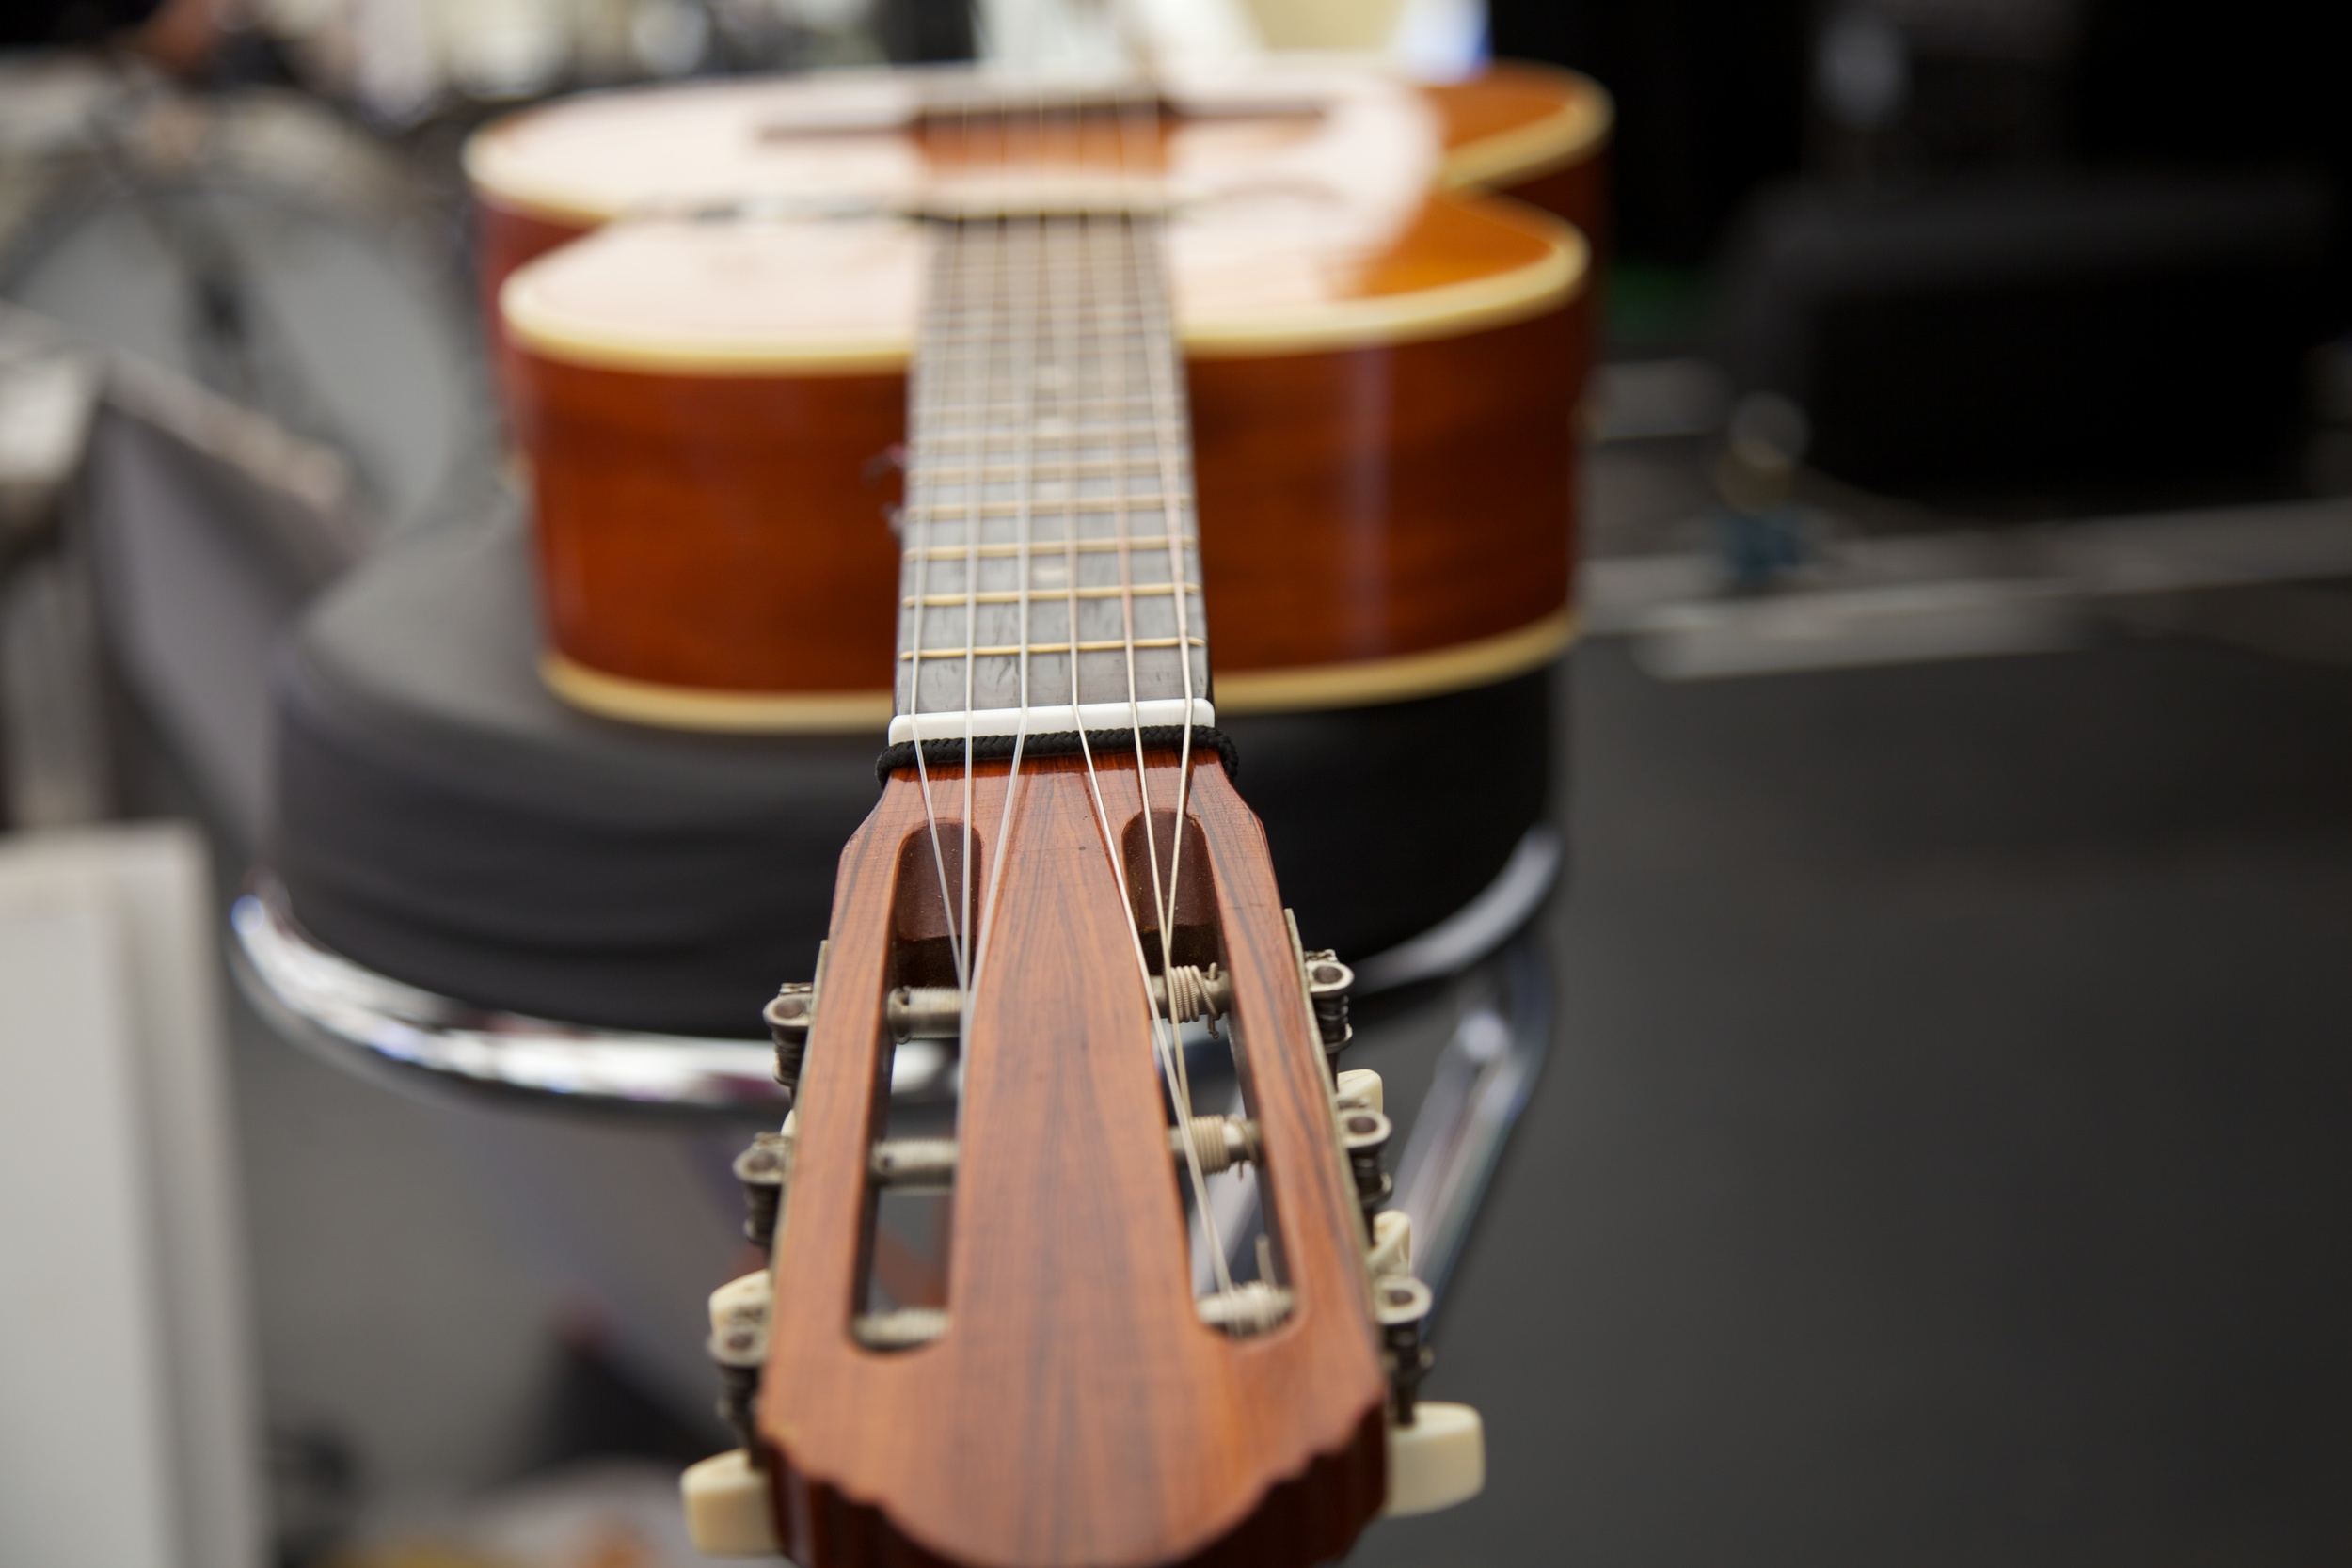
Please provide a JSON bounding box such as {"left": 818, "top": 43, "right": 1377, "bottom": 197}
{"left": 876, "top": 725, "right": 1240, "bottom": 786}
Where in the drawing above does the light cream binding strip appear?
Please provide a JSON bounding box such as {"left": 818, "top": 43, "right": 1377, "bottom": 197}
{"left": 542, "top": 613, "right": 1579, "bottom": 733}
{"left": 1438, "top": 70, "right": 1615, "bottom": 193}
{"left": 541, "top": 652, "right": 895, "bottom": 732}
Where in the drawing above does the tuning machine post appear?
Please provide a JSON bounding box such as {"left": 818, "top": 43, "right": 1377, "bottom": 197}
{"left": 1338, "top": 1107, "right": 1393, "bottom": 1215}
{"left": 706, "top": 1269, "right": 773, "bottom": 1455}
{"left": 1302, "top": 949, "right": 1353, "bottom": 1053}
{"left": 763, "top": 983, "right": 814, "bottom": 1097}
{"left": 1371, "top": 1273, "right": 1435, "bottom": 1424}
{"left": 687, "top": 1273, "right": 787, "bottom": 1556}
{"left": 732, "top": 1117, "right": 795, "bottom": 1252}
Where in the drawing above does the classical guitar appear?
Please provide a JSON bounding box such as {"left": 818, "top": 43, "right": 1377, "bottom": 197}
{"left": 476, "top": 59, "right": 1593, "bottom": 730}
{"left": 660, "top": 85, "right": 1494, "bottom": 1564}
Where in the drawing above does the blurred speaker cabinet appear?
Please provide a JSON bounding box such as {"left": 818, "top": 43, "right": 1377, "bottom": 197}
{"left": 1717, "top": 171, "right": 2336, "bottom": 498}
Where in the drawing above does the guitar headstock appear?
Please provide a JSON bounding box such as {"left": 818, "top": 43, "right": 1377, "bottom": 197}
{"left": 684, "top": 749, "right": 1482, "bottom": 1564}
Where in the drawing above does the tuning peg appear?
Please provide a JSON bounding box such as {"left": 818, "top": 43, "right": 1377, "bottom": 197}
{"left": 681, "top": 1449, "right": 782, "bottom": 1556}
{"left": 868, "top": 1136, "right": 959, "bottom": 1190}
{"left": 1302, "top": 950, "right": 1353, "bottom": 1053}
{"left": 1366, "top": 1209, "right": 1411, "bottom": 1277}
{"left": 1153, "top": 963, "right": 1232, "bottom": 1030}
{"left": 763, "top": 981, "right": 816, "bottom": 1097}
{"left": 1383, "top": 1402, "right": 1485, "bottom": 1517}
{"left": 1169, "top": 1113, "right": 1260, "bottom": 1174}
{"left": 885, "top": 985, "right": 964, "bottom": 1040}
{"left": 1334, "top": 1067, "right": 1383, "bottom": 1116}
{"left": 707, "top": 1270, "right": 772, "bottom": 1453}
{"left": 1371, "top": 1273, "right": 1434, "bottom": 1422}
{"left": 1338, "top": 1107, "right": 1393, "bottom": 1214}
{"left": 732, "top": 1113, "right": 795, "bottom": 1251}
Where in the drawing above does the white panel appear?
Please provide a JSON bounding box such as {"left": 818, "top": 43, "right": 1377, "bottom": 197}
{"left": 0, "top": 858, "right": 178, "bottom": 1568}
{"left": 0, "top": 825, "right": 262, "bottom": 1568}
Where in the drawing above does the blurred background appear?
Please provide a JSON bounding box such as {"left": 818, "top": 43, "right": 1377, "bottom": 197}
{"left": 1, "top": 0, "right": 2347, "bottom": 1564}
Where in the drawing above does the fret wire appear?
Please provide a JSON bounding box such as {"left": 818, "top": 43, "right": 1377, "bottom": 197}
{"left": 900, "top": 635, "right": 1205, "bottom": 661}
{"left": 906, "top": 584, "right": 1196, "bottom": 607}
{"left": 902, "top": 534, "right": 1194, "bottom": 561}
{"left": 901, "top": 498, "right": 1189, "bottom": 521}
{"left": 914, "top": 458, "right": 1172, "bottom": 481}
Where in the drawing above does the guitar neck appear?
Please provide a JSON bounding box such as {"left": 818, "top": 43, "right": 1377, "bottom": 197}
{"left": 889, "top": 213, "right": 1215, "bottom": 748}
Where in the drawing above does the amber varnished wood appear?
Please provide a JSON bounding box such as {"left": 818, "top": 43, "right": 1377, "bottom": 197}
{"left": 507, "top": 191, "right": 1578, "bottom": 697}
{"left": 475, "top": 195, "right": 587, "bottom": 332}
{"left": 760, "top": 752, "right": 1387, "bottom": 1568}
{"left": 508, "top": 274, "right": 1572, "bottom": 693}
{"left": 1191, "top": 307, "right": 1577, "bottom": 671}
{"left": 482, "top": 64, "right": 1597, "bottom": 714}
{"left": 513, "top": 356, "right": 905, "bottom": 693}
{"left": 1428, "top": 60, "right": 1612, "bottom": 244}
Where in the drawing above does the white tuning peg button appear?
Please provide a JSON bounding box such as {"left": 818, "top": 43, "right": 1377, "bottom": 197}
{"left": 1366, "top": 1209, "right": 1412, "bottom": 1277}
{"left": 1384, "top": 1402, "right": 1485, "bottom": 1517}
{"left": 681, "top": 1449, "right": 783, "bottom": 1556}
{"left": 1334, "top": 1067, "right": 1384, "bottom": 1115}
{"left": 707, "top": 1269, "right": 772, "bottom": 1339}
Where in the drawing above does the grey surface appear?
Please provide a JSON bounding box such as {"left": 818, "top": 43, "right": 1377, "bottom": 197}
{"left": 1357, "top": 634, "right": 2352, "bottom": 1566}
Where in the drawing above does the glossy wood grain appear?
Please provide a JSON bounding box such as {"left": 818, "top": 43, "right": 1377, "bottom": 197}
{"left": 761, "top": 752, "right": 1386, "bottom": 1567}
{"left": 515, "top": 355, "right": 905, "bottom": 695}
{"left": 482, "top": 63, "right": 1600, "bottom": 721}
{"left": 504, "top": 195, "right": 1579, "bottom": 705}
{"left": 1190, "top": 308, "right": 1577, "bottom": 673}
{"left": 508, "top": 302, "right": 1574, "bottom": 697}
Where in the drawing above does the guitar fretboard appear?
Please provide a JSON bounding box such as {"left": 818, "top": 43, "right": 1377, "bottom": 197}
{"left": 890, "top": 214, "right": 1212, "bottom": 746}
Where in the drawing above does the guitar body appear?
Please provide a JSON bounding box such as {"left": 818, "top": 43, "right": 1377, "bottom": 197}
{"left": 469, "top": 62, "right": 1600, "bottom": 727}
{"left": 469, "top": 59, "right": 1611, "bottom": 302}
{"left": 768, "top": 754, "right": 1386, "bottom": 1566}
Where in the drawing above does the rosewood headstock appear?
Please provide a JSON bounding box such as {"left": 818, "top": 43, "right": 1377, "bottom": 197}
{"left": 683, "top": 749, "right": 1481, "bottom": 1565}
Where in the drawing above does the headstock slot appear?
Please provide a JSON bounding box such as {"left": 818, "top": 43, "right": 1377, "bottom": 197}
{"left": 852, "top": 824, "right": 984, "bottom": 1350}
{"left": 1119, "top": 809, "right": 1220, "bottom": 974}
{"left": 1119, "top": 805, "right": 1295, "bottom": 1331}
